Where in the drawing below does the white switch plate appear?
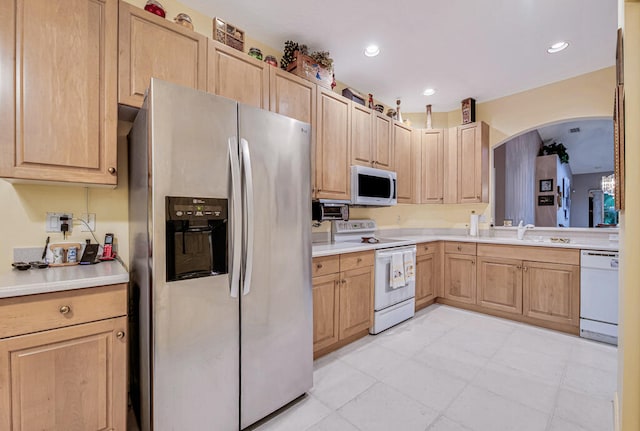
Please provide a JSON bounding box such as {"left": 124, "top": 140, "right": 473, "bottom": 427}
{"left": 46, "top": 212, "right": 73, "bottom": 233}
{"left": 79, "top": 213, "right": 96, "bottom": 232}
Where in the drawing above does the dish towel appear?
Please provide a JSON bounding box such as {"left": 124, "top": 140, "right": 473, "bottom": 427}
{"left": 403, "top": 251, "right": 415, "bottom": 283}
{"left": 390, "top": 252, "right": 406, "bottom": 289}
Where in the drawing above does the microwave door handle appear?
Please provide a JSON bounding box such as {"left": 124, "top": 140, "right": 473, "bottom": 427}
{"left": 228, "top": 137, "right": 241, "bottom": 298}
{"left": 388, "top": 173, "right": 395, "bottom": 200}
{"left": 240, "top": 138, "right": 255, "bottom": 296}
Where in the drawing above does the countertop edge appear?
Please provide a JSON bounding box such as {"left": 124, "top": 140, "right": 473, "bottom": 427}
{"left": 312, "top": 235, "right": 619, "bottom": 257}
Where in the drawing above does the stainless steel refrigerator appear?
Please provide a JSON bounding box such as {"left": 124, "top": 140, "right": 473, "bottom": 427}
{"left": 128, "top": 79, "right": 313, "bottom": 430}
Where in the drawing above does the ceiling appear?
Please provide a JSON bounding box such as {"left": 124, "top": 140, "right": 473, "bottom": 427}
{"left": 537, "top": 118, "right": 614, "bottom": 175}
{"left": 181, "top": 0, "right": 618, "bottom": 112}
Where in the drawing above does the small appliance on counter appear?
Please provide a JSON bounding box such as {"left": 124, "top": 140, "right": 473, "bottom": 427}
{"left": 312, "top": 201, "right": 349, "bottom": 221}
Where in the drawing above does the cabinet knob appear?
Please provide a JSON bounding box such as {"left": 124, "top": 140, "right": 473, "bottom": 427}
{"left": 424, "top": 246, "right": 429, "bottom": 251}
{"left": 476, "top": 195, "right": 480, "bottom": 199}
{"left": 59, "top": 305, "right": 71, "bottom": 315}
{"left": 341, "top": 279, "right": 346, "bottom": 284}
{"left": 471, "top": 260, "right": 476, "bottom": 265}
{"left": 316, "top": 263, "right": 323, "bottom": 269}
{"left": 108, "top": 167, "right": 117, "bottom": 175}
{"left": 523, "top": 266, "right": 529, "bottom": 272}
{"left": 457, "top": 245, "right": 462, "bottom": 251}
{"left": 116, "top": 331, "right": 125, "bottom": 339}
{"left": 357, "top": 258, "right": 362, "bottom": 263}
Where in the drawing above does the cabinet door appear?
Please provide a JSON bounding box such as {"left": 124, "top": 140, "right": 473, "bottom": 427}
{"left": 351, "top": 104, "right": 374, "bottom": 167}
{"left": 0, "top": 317, "right": 127, "bottom": 431}
{"left": 523, "top": 261, "right": 580, "bottom": 327}
{"left": 457, "top": 122, "right": 489, "bottom": 203}
{"left": 312, "top": 273, "right": 340, "bottom": 353}
{"left": 394, "top": 122, "right": 414, "bottom": 203}
{"left": 119, "top": 2, "right": 207, "bottom": 108}
{"left": 477, "top": 256, "right": 523, "bottom": 314}
{"left": 415, "top": 250, "right": 441, "bottom": 310}
{"left": 269, "top": 67, "right": 316, "bottom": 124}
{"left": 0, "top": 0, "right": 118, "bottom": 185}
{"left": 208, "top": 40, "right": 269, "bottom": 109}
{"left": 374, "top": 113, "right": 393, "bottom": 170}
{"left": 339, "top": 266, "right": 373, "bottom": 339}
{"left": 444, "top": 253, "right": 476, "bottom": 304}
{"left": 421, "top": 129, "right": 444, "bottom": 203}
{"left": 315, "top": 88, "right": 351, "bottom": 200}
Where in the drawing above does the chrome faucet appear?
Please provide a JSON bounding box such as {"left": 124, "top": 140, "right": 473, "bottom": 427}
{"left": 517, "top": 220, "right": 535, "bottom": 240}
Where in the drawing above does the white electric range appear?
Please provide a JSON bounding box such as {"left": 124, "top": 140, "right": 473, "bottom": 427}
{"left": 332, "top": 220, "right": 417, "bottom": 334}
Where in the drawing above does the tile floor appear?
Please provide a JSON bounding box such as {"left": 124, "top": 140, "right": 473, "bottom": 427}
{"left": 255, "top": 304, "right": 617, "bottom": 431}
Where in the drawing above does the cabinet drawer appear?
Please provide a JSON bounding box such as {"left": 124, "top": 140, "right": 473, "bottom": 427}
{"left": 0, "top": 284, "right": 127, "bottom": 339}
{"left": 312, "top": 255, "right": 340, "bottom": 277}
{"left": 340, "top": 251, "right": 374, "bottom": 271}
{"left": 477, "top": 244, "right": 579, "bottom": 266}
{"left": 416, "top": 241, "right": 440, "bottom": 257}
{"left": 444, "top": 242, "right": 476, "bottom": 255}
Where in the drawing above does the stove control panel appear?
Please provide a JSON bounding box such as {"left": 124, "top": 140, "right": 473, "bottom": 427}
{"left": 332, "top": 219, "right": 377, "bottom": 234}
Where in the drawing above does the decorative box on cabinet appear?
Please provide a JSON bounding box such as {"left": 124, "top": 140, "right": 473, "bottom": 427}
{"left": 0, "top": 0, "right": 118, "bottom": 185}
{"left": 118, "top": 1, "right": 207, "bottom": 108}
{"left": 0, "top": 284, "right": 128, "bottom": 431}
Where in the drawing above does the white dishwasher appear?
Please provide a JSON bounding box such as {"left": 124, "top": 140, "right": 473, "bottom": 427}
{"left": 580, "top": 250, "right": 619, "bottom": 345}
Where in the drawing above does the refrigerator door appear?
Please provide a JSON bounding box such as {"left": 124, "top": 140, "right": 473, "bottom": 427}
{"left": 145, "top": 79, "right": 241, "bottom": 430}
{"left": 238, "top": 105, "right": 313, "bottom": 428}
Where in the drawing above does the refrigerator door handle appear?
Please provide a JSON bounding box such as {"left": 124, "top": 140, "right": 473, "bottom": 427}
{"left": 228, "top": 137, "right": 242, "bottom": 298}
{"left": 240, "top": 138, "right": 255, "bottom": 296}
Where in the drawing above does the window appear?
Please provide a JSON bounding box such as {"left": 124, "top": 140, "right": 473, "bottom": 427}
{"left": 601, "top": 174, "right": 618, "bottom": 225}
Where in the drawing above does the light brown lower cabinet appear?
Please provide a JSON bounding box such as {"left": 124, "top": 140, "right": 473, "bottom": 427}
{"left": 0, "top": 284, "right": 128, "bottom": 431}
{"left": 415, "top": 242, "right": 442, "bottom": 310}
{"left": 476, "top": 256, "right": 523, "bottom": 314}
{"left": 312, "top": 251, "right": 373, "bottom": 358}
{"left": 523, "top": 261, "right": 580, "bottom": 327}
{"left": 443, "top": 242, "right": 477, "bottom": 305}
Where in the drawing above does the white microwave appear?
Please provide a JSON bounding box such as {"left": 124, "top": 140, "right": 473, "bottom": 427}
{"left": 351, "top": 165, "right": 397, "bottom": 206}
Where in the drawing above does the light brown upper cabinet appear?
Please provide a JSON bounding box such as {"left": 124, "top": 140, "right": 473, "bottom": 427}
{"left": 118, "top": 1, "right": 207, "bottom": 108}
{"left": 315, "top": 87, "right": 351, "bottom": 201}
{"left": 269, "top": 67, "right": 316, "bottom": 124}
{"left": 350, "top": 104, "right": 375, "bottom": 167}
{"left": 373, "top": 113, "right": 394, "bottom": 171}
{"left": 456, "top": 121, "right": 490, "bottom": 203}
{"left": 0, "top": 0, "right": 118, "bottom": 185}
{"left": 420, "top": 129, "right": 445, "bottom": 203}
{"left": 393, "top": 121, "right": 414, "bottom": 203}
{"left": 208, "top": 40, "right": 269, "bottom": 109}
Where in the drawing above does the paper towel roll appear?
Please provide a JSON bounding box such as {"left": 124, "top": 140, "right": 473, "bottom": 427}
{"left": 470, "top": 214, "right": 479, "bottom": 237}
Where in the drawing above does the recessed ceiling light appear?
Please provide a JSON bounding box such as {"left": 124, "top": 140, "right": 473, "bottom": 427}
{"left": 547, "top": 41, "right": 569, "bottom": 53}
{"left": 423, "top": 88, "right": 435, "bottom": 96}
{"left": 364, "top": 45, "right": 380, "bottom": 57}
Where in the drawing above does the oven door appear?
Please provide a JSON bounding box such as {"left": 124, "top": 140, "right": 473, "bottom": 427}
{"left": 374, "top": 245, "right": 416, "bottom": 311}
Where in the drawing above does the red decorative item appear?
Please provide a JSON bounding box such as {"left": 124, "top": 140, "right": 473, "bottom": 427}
{"left": 144, "top": 0, "right": 166, "bottom": 18}
{"left": 331, "top": 73, "right": 337, "bottom": 90}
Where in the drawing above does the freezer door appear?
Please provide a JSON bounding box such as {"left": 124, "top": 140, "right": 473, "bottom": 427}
{"left": 144, "top": 79, "right": 241, "bottom": 431}
{"left": 238, "top": 104, "right": 313, "bottom": 428}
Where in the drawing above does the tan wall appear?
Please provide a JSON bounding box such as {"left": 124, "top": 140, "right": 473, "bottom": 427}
{"left": 620, "top": 3, "right": 639, "bottom": 430}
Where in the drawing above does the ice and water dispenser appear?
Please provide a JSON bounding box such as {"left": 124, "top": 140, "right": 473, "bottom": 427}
{"left": 165, "top": 196, "right": 228, "bottom": 281}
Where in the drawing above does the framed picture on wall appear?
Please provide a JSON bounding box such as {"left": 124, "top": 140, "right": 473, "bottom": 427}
{"left": 539, "top": 179, "right": 553, "bottom": 192}
{"left": 538, "top": 195, "right": 555, "bottom": 206}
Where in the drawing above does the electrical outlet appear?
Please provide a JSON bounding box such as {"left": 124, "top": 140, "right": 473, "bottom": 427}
{"left": 46, "top": 212, "right": 73, "bottom": 233}
{"left": 79, "top": 213, "right": 96, "bottom": 232}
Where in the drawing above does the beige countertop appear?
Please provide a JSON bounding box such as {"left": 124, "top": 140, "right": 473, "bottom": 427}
{"left": 0, "top": 260, "right": 129, "bottom": 298}
{"left": 312, "top": 233, "right": 619, "bottom": 257}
